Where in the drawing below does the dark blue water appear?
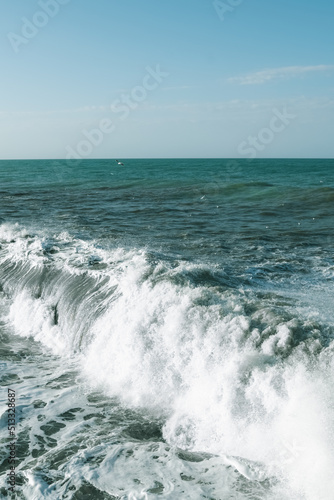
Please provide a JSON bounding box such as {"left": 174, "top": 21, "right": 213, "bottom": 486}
{"left": 2, "top": 159, "right": 334, "bottom": 254}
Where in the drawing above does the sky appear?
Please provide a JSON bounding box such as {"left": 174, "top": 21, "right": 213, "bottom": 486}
{"left": 0, "top": 0, "right": 333, "bottom": 159}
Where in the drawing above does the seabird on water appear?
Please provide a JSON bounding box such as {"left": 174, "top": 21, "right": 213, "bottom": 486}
{"left": 115, "top": 160, "right": 124, "bottom": 165}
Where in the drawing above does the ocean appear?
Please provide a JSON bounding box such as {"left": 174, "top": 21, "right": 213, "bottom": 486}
{"left": 0, "top": 158, "right": 334, "bottom": 499}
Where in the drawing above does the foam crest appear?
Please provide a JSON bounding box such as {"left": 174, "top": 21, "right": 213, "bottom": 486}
{"left": 0, "top": 222, "right": 29, "bottom": 243}
{"left": 2, "top": 223, "right": 334, "bottom": 499}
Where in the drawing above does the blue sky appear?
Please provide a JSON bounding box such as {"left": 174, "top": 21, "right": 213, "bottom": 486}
{"left": 0, "top": 0, "right": 333, "bottom": 158}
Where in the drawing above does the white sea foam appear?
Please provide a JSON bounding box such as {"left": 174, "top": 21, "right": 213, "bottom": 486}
{"left": 0, "top": 222, "right": 29, "bottom": 243}
{"left": 2, "top": 223, "right": 334, "bottom": 499}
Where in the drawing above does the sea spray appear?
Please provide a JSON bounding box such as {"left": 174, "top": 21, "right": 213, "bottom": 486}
{"left": 1, "top": 222, "right": 334, "bottom": 498}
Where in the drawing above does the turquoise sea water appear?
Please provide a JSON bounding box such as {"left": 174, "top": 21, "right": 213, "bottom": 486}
{"left": 1, "top": 159, "right": 334, "bottom": 499}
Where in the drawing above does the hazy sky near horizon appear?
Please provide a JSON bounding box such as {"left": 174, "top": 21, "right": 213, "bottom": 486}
{"left": 1, "top": 0, "right": 333, "bottom": 159}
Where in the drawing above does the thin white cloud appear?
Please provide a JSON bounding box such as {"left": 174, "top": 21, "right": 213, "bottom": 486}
{"left": 228, "top": 65, "right": 334, "bottom": 85}
{"left": 2, "top": 97, "right": 333, "bottom": 124}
